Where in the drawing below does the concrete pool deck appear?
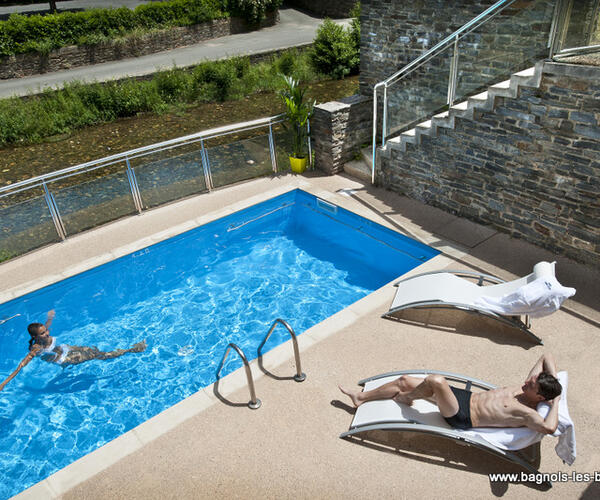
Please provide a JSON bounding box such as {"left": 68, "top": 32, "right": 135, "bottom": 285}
{"left": 3, "top": 172, "right": 599, "bottom": 499}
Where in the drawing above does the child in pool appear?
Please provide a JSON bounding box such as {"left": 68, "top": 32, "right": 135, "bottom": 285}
{"left": 0, "top": 310, "right": 146, "bottom": 392}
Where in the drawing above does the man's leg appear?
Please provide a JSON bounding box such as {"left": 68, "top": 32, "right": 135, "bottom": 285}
{"left": 396, "top": 374, "right": 459, "bottom": 418}
{"left": 339, "top": 375, "right": 425, "bottom": 407}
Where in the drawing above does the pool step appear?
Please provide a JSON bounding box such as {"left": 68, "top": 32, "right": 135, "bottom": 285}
{"left": 386, "top": 62, "right": 544, "bottom": 154}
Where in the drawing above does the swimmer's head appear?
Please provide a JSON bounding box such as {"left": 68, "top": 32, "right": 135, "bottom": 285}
{"left": 27, "top": 323, "right": 49, "bottom": 348}
{"left": 27, "top": 323, "right": 43, "bottom": 337}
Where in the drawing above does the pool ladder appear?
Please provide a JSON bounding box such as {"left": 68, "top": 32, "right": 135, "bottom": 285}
{"left": 215, "top": 319, "right": 306, "bottom": 410}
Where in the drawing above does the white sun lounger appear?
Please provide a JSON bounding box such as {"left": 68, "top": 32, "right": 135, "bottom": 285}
{"left": 382, "top": 261, "right": 574, "bottom": 345}
{"left": 340, "top": 370, "right": 569, "bottom": 488}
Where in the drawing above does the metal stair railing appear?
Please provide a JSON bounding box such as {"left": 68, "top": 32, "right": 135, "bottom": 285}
{"left": 216, "top": 342, "right": 261, "bottom": 409}
{"left": 258, "top": 318, "right": 306, "bottom": 382}
{"left": 371, "top": 0, "right": 562, "bottom": 183}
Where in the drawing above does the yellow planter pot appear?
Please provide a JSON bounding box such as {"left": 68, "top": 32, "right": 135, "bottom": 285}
{"left": 289, "top": 156, "right": 308, "bottom": 173}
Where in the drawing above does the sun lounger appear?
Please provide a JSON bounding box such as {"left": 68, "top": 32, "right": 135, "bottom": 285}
{"left": 382, "top": 261, "right": 576, "bottom": 345}
{"left": 340, "top": 370, "right": 574, "bottom": 488}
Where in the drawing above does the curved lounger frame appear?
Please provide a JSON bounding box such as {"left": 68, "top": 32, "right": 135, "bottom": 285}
{"left": 382, "top": 270, "right": 543, "bottom": 345}
{"left": 339, "top": 370, "right": 551, "bottom": 488}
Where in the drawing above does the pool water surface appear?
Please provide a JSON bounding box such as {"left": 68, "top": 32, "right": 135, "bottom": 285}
{"left": 0, "top": 189, "right": 439, "bottom": 498}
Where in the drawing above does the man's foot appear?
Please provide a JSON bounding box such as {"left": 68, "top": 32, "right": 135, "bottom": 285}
{"left": 338, "top": 385, "right": 364, "bottom": 408}
{"left": 393, "top": 392, "right": 414, "bottom": 406}
{"left": 130, "top": 340, "right": 147, "bottom": 353}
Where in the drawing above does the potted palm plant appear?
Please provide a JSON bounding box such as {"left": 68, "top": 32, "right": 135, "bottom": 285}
{"left": 278, "top": 75, "right": 315, "bottom": 173}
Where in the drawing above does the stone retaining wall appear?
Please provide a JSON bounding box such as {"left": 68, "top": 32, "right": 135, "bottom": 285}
{"left": 360, "top": 0, "right": 554, "bottom": 98}
{"left": 284, "top": 0, "right": 355, "bottom": 18}
{"left": 0, "top": 11, "right": 278, "bottom": 79}
{"left": 312, "top": 94, "right": 372, "bottom": 175}
{"left": 378, "top": 62, "right": 600, "bottom": 266}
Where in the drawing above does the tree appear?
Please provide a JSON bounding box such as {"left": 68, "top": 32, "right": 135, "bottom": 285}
{"left": 49, "top": 1, "right": 57, "bottom": 13}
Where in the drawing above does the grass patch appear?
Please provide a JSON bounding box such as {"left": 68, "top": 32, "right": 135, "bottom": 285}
{"left": 0, "top": 48, "right": 322, "bottom": 147}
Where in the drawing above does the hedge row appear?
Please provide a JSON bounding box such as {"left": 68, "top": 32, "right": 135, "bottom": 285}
{"left": 0, "top": 48, "right": 317, "bottom": 146}
{"left": 0, "top": 0, "right": 282, "bottom": 57}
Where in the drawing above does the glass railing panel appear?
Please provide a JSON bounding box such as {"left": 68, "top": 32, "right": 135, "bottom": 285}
{"left": 454, "top": 0, "right": 555, "bottom": 101}
{"left": 0, "top": 188, "right": 60, "bottom": 261}
{"left": 562, "top": 0, "right": 600, "bottom": 49}
{"left": 271, "top": 122, "right": 295, "bottom": 172}
{"left": 205, "top": 132, "right": 273, "bottom": 189}
{"left": 48, "top": 164, "right": 137, "bottom": 236}
{"left": 386, "top": 49, "right": 453, "bottom": 136}
{"left": 130, "top": 141, "right": 208, "bottom": 210}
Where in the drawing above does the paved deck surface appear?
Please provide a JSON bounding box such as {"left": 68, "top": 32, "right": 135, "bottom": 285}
{"left": 3, "top": 171, "right": 599, "bottom": 500}
{"left": 0, "top": 8, "right": 342, "bottom": 99}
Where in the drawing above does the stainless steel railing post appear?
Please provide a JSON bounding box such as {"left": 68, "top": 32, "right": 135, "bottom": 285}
{"left": 447, "top": 35, "right": 460, "bottom": 106}
{"left": 125, "top": 157, "right": 143, "bottom": 214}
{"left": 306, "top": 118, "right": 313, "bottom": 169}
{"left": 382, "top": 83, "right": 388, "bottom": 148}
{"left": 200, "top": 138, "right": 214, "bottom": 191}
{"left": 268, "top": 123, "right": 278, "bottom": 173}
{"left": 216, "top": 343, "right": 261, "bottom": 409}
{"left": 258, "top": 318, "right": 306, "bottom": 382}
{"left": 42, "top": 182, "right": 67, "bottom": 240}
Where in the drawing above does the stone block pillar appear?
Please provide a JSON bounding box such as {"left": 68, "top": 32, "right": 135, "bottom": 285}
{"left": 311, "top": 94, "right": 372, "bottom": 175}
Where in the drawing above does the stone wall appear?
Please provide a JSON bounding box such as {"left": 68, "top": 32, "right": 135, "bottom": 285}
{"left": 0, "top": 12, "right": 278, "bottom": 79}
{"left": 360, "top": 0, "right": 554, "bottom": 102}
{"left": 312, "top": 94, "right": 372, "bottom": 175}
{"left": 378, "top": 62, "right": 600, "bottom": 266}
{"left": 284, "top": 0, "right": 355, "bottom": 18}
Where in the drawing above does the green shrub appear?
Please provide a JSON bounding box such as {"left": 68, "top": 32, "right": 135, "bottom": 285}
{"left": 219, "top": 0, "right": 282, "bottom": 25}
{"left": 277, "top": 51, "right": 296, "bottom": 76}
{"left": 310, "top": 18, "right": 359, "bottom": 79}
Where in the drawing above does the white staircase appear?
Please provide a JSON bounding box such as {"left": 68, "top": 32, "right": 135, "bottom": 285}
{"left": 383, "top": 62, "right": 544, "bottom": 155}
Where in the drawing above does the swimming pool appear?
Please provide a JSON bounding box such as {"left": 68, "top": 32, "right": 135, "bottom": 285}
{"left": 0, "top": 189, "right": 439, "bottom": 498}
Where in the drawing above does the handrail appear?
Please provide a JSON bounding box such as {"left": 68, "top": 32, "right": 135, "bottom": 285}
{"left": 371, "top": 0, "right": 527, "bottom": 182}
{"left": 382, "top": 0, "right": 519, "bottom": 89}
{"left": 0, "top": 114, "right": 285, "bottom": 197}
{"left": 215, "top": 342, "right": 261, "bottom": 409}
{"left": 0, "top": 314, "right": 21, "bottom": 325}
{"left": 257, "top": 318, "right": 306, "bottom": 382}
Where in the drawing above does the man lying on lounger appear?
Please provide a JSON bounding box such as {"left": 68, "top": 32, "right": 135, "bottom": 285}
{"left": 339, "top": 353, "right": 562, "bottom": 433}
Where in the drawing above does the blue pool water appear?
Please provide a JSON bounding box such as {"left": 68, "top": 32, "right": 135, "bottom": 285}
{"left": 0, "top": 189, "right": 438, "bottom": 498}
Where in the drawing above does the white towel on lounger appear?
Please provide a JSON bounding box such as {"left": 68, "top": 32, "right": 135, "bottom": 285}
{"left": 462, "top": 371, "right": 575, "bottom": 464}
{"left": 473, "top": 276, "right": 575, "bottom": 318}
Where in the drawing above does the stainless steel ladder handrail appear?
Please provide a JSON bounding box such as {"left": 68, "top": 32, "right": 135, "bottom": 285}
{"left": 258, "top": 318, "right": 306, "bottom": 382}
{"left": 215, "top": 342, "right": 261, "bottom": 409}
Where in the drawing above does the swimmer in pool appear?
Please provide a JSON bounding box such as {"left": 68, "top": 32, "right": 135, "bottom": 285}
{"left": 0, "top": 310, "right": 146, "bottom": 392}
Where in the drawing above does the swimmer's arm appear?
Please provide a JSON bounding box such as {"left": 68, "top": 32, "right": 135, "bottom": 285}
{"left": 45, "top": 309, "right": 55, "bottom": 330}
{"left": 0, "top": 346, "right": 40, "bottom": 393}
{"left": 527, "top": 353, "right": 558, "bottom": 379}
{"left": 518, "top": 397, "right": 561, "bottom": 434}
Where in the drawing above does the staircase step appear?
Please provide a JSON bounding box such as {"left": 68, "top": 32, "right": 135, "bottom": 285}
{"left": 343, "top": 159, "right": 371, "bottom": 183}
{"left": 470, "top": 91, "right": 489, "bottom": 101}
{"left": 491, "top": 79, "right": 511, "bottom": 89}
{"left": 388, "top": 64, "right": 540, "bottom": 154}
{"left": 514, "top": 67, "right": 536, "bottom": 78}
